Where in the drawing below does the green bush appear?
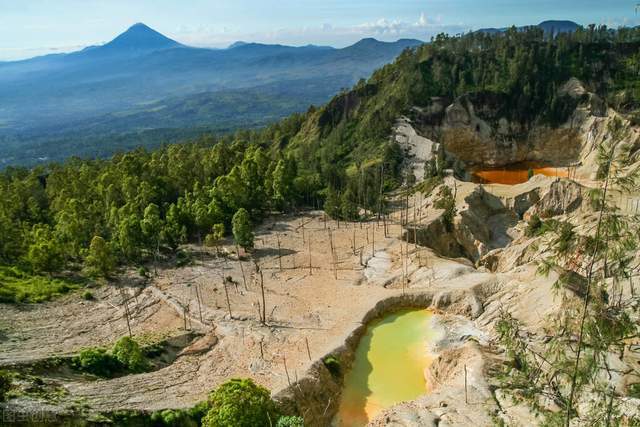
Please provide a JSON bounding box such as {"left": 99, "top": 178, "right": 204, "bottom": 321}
{"left": 525, "top": 214, "right": 543, "bottom": 237}
{"left": 150, "top": 404, "right": 207, "bottom": 427}
{"left": 175, "top": 250, "right": 192, "bottom": 267}
{"left": 82, "top": 290, "right": 94, "bottom": 300}
{"left": 276, "top": 415, "right": 304, "bottom": 427}
{"left": 74, "top": 348, "right": 122, "bottom": 377}
{"left": 0, "top": 370, "right": 11, "bottom": 402}
{"left": 202, "top": 379, "right": 278, "bottom": 427}
{"left": 112, "top": 336, "right": 148, "bottom": 373}
{"left": 434, "top": 185, "right": 457, "bottom": 232}
{"left": 138, "top": 266, "right": 149, "bottom": 278}
{"left": 74, "top": 337, "right": 149, "bottom": 377}
{"left": 323, "top": 355, "right": 341, "bottom": 377}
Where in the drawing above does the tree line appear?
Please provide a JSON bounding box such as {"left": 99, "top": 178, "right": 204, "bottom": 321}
{"left": 3, "top": 24, "right": 640, "bottom": 281}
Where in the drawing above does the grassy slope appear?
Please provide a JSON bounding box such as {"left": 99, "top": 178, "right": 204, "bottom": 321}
{"left": 0, "top": 266, "right": 80, "bottom": 303}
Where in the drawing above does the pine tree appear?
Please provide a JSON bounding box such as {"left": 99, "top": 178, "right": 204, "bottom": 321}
{"left": 141, "top": 203, "right": 163, "bottom": 275}
{"left": 495, "top": 118, "right": 640, "bottom": 425}
{"left": 232, "top": 208, "right": 254, "bottom": 251}
{"left": 84, "top": 236, "right": 116, "bottom": 278}
{"left": 205, "top": 223, "right": 225, "bottom": 255}
{"left": 26, "top": 224, "right": 64, "bottom": 275}
{"left": 324, "top": 188, "right": 341, "bottom": 219}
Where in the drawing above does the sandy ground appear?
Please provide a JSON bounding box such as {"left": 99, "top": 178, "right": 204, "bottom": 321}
{"left": 2, "top": 171, "right": 637, "bottom": 425}
{"left": 0, "top": 285, "right": 184, "bottom": 365}
{"left": 2, "top": 212, "right": 464, "bottom": 413}
{"left": 0, "top": 181, "right": 546, "bottom": 421}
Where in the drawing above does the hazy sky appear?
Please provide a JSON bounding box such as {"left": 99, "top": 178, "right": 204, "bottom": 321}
{"left": 1, "top": 0, "right": 638, "bottom": 60}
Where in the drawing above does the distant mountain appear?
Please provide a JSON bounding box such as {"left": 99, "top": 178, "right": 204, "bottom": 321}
{"left": 477, "top": 20, "right": 581, "bottom": 35}
{"left": 99, "top": 22, "right": 183, "bottom": 52}
{"left": 0, "top": 23, "right": 423, "bottom": 166}
{"left": 228, "top": 41, "right": 248, "bottom": 49}
{"left": 537, "top": 20, "right": 582, "bottom": 35}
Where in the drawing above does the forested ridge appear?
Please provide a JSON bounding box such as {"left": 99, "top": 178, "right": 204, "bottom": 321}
{"left": 3, "top": 24, "right": 640, "bottom": 301}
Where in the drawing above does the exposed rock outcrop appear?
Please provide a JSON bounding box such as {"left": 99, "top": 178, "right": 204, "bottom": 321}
{"left": 524, "top": 178, "right": 585, "bottom": 219}
{"left": 408, "top": 90, "right": 584, "bottom": 170}
{"left": 410, "top": 186, "right": 517, "bottom": 262}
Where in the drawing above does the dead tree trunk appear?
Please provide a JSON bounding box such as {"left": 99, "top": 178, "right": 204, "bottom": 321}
{"left": 401, "top": 244, "right": 406, "bottom": 295}
{"left": 259, "top": 267, "right": 267, "bottom": 325}
{"left": 283, "top": 356, "right": 291, "bottom": 385}
{"left": 464, "top": 364, "right": 468, "bottom": 404}
{"left": 223, "top": 278, "right": 233, "bottom": 319}
{"left": 378, "top": 163, "right": 384, "bottom": 223}
{"left": 305, "top": 337, "right": 312, "bottom": 361}
{"left": 352, "top": 228, "right": 356, "bottom": 255}
{"left": 195, "top": 284, "right": 203, "bottom": 323}
{"left": 301, "top": 221, "right": 306, "bottom": 244}
{"left": 277, "top": 233, "right": 283, "bottom": 272}
{"left": 120, "top": 288, "right": 133, "bottom": 337}
{"left": 372, "top": 226, "right": 375, "bottom": 257}
{"left": 328, "top": 229, "right": 337, "bottom": 279}
{"left": 383, "top": 212, "right": 388, "bottom": 238}
{"left": 308, "top": 238, "right": 313, "bottom": 276}
{"left": 236, "top": 243, "right": 248, "bottom": 291}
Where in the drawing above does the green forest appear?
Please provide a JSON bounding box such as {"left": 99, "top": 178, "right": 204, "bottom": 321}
{"left": 3, "top": 24, "right": 640, "bottom": 302}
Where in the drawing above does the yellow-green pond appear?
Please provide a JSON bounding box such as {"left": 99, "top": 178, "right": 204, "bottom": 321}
{"left": 335, "top": 309, "right": 438, "bottom": 426}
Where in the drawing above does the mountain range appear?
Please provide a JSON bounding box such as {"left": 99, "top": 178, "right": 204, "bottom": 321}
{"left": 0, "top": 23, "right": 421, "bottom": 166}
{"left": 0, "top": 20, "right": 582, "bottom": 167}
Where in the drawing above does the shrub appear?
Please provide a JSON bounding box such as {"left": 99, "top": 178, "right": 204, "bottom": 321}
{"left": 138, "top": 266, "right": 149, "bottom": 278}
{"left": 112, "top": 336, "right": 148, "bottom": 373}
{"left": 74, "top": 337, "right": 149, "bottom": 377}
{"left": 74, "top": 348, "right": 122, "bottom": 377}
{"left": 0, "top": 370, "right": 11, "bottom": 402}
{"left": 175, "top": 250, "right": 192, "bottom": 267}
{"left": 323, "top": 355, "right": 341, "bottom": 377}
{"left": 202, "top": 379, "right": 278, "bottom": 427}
{"left": 434, "top": 185, "right": 457, "bottom": 231}
{"left": 82, "top": 290, "right": 94, "bottom": 300}
{"left": 276, "top": 415, "right": 304, "bottom": 427}
{"left": 525, "top": 214, "right": 543, "bottom": 237}
{"left": 150, "top": 407, "right": 205, "bottom": 427}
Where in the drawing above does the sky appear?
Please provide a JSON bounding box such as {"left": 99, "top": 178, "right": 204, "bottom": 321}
{"left": 0, "top": 0, "right": 638, "bottom": 60}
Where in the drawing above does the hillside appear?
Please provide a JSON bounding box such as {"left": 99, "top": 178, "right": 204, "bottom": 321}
{"left": 3, "top": 24, "right": 640, "bottom": 279}
{"left": 1, "top": 24, "right": 640, "bottom": 426}
{"left": 0, "top": 23, "right": 421, "bottom": 166}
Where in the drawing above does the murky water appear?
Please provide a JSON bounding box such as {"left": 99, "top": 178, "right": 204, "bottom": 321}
{"left": 472, "top": 163, "right": 568, "bottom": 185}
{"left": 335, "top": 309, "right": 438, "bottom": 427}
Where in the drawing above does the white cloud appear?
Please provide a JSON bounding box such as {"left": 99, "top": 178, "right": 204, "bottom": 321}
{"left": 171, "top": 12, "right": 470, "bottom": 48}
{"left": 418, "top": 12, "right": 427, "bottom": 27}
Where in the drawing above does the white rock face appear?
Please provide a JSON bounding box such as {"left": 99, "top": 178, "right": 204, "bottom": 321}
{"left": 558, "top": 77, "right": 587, "bottom": 98}
{"left": 394, "top": 117, "right": 438, "bottom": 181}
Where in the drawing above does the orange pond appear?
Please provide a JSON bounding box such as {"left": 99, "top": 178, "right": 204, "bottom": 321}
{"left": 472, "top": 164, "right": 568, "bottom": 185}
